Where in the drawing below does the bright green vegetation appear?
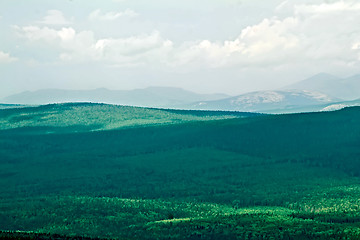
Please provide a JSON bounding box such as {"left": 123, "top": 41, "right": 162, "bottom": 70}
{"left": 0, "top": 103, "right": 253, "bottom": 132}
{"left": 1, "top": 103, "right": 360, "bottom": 239}
{"left": 3, "top": 195, "right": 360, "bottom": 240}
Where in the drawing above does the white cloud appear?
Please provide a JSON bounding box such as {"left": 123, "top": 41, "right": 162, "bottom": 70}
{"left": 14, "top": 25, "right": 59, "bottom": 42}
{"left": 173, "top": 0, "right": 360, "bottom": 69}
{"left": 238, "top": 17, "right": 299, "bottom": 57}
{"left": 295, "top": 1, "right": 360, "bottom": 15}
{"left": 353, "top": 42, "right": 360, "bottom": 50}
{"left": 89, "top": 9, "right": 138, "bottom": 21}
{"left": 173, "top": 17, "right": 300, "bottom": 68}
{"left": 95, "top": 31, "right": 171, "bottom": 56}
{"left": 275, "top": 1, "right": 290, "bottom": 12}
{"left": 37, "top": 10, "right": 72, "bottom": 25}
{"left": 15, "top": 25, "right": 172, "bottom": 66}
{"left": 0, "top": 51, "right": 17, "bottom": 63}
{"left": 12, "top": 0, "right": 360, "bottom": 71}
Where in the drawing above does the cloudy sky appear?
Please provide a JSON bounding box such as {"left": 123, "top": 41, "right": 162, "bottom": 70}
{"left": 1, "top": 0, "right": 360, "bottom": 98}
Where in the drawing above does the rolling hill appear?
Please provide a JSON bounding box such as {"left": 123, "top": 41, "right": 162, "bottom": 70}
{"left": 0, "top": 102, "right": 255, "bottom": 132}
{"left": 1, "top": 104, "right": 360, "bottom": 239}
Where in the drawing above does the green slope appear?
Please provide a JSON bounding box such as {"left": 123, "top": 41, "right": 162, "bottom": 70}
{"left": 0, "top": 102, "right": 255, "bottom": 132}
{"left": 0, "top": 106, "right": 360, "bottom": 239}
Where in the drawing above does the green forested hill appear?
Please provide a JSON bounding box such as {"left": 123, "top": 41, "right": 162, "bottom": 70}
{"left": 0, "top": 106, "right": 360, "bottom": 239}
{"left": 0, "top": 102, "right": 254, "bottom": 132}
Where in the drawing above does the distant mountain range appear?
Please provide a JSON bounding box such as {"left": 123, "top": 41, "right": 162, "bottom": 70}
{"left": 1, "top": 87, "right": 228, "bottom": 107}
{"left": 183, "top": 72, "right": 360, "bottom": 113}
{"left": 282, "top": 73, "right": 360, "bottom": 100}
{"left": 180, "top": 90, "right": 342, "bottom": 113}
{"left": 2, "top": 73, "right": 360, "bottom": 113}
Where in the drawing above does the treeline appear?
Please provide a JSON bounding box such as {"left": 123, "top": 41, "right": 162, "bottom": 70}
{"left": 1, "top": 106, "right": 359, "bottom": 173}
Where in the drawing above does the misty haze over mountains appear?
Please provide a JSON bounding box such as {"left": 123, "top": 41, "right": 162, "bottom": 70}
{"left": 2, "top": 73, "right": 360, "bottom": 113}
{"left": 282, "top": 73, "right": 360, "bottom": 100}
{"left": 2, "top": 87, "right": 229, "bottom": 108}
{"left": 185, "top": 90, "right": 342, "bottom": 113}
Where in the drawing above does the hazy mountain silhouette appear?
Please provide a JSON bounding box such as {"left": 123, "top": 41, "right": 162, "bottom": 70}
{"left": 283, "top": 73, "right": 360, "bottom": 100}
{"left": 181, "top": 90, "right": 340, "bottom": 113}
{"left": 2, "top": 87, "right": 229, "bottom": 107}
{"left": 4, "top": 73, "right": 360, "bottom": 112}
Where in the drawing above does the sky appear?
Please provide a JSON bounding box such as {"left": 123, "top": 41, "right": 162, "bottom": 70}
{"left": 1, "top": 0, "right": 360, "bottom": 98}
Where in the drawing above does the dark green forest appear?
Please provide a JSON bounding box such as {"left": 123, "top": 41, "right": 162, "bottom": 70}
{"left": 1, "top": 103, "right": 360, "bottom": 239}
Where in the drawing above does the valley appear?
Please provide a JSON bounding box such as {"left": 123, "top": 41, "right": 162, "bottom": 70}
{"left": 1, "top": 103, "right": 360, "bottom": 239}
{"left": 3, "top": 1, "right": 360, "bottom": 239}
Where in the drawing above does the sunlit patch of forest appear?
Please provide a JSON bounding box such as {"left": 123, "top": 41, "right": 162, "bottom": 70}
{"left": 0, "top": 103, "right": 254, "bottom": 132}
{"left": 1, "top": 103, "right": 360, "bottom": 239}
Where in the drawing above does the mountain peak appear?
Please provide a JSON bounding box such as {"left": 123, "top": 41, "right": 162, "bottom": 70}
{"left": 310, "top": 72, "right": 337, "bottom": 78}
{"left": 281, "top": 72, "right": 360, "bottom": 100}
{"left": 185, "top": 89, "right": 339, "bottom": 113}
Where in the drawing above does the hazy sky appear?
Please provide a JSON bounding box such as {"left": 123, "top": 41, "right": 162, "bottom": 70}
{"left": 1, "top": 0, "right": 360, "bottom": 98}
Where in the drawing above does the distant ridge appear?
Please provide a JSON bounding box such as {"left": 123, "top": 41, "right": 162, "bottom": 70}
{"left": 1, "top": 87, "right": 229, "bottom": 107}
{"left": 4, "top": 72, "right": 360, "bottom": 113}
{"left": 180, "top": 90, "right": 340, "bottom": 113}
{"left": 282, "top": 73, "right": 360, "bottom": 100}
